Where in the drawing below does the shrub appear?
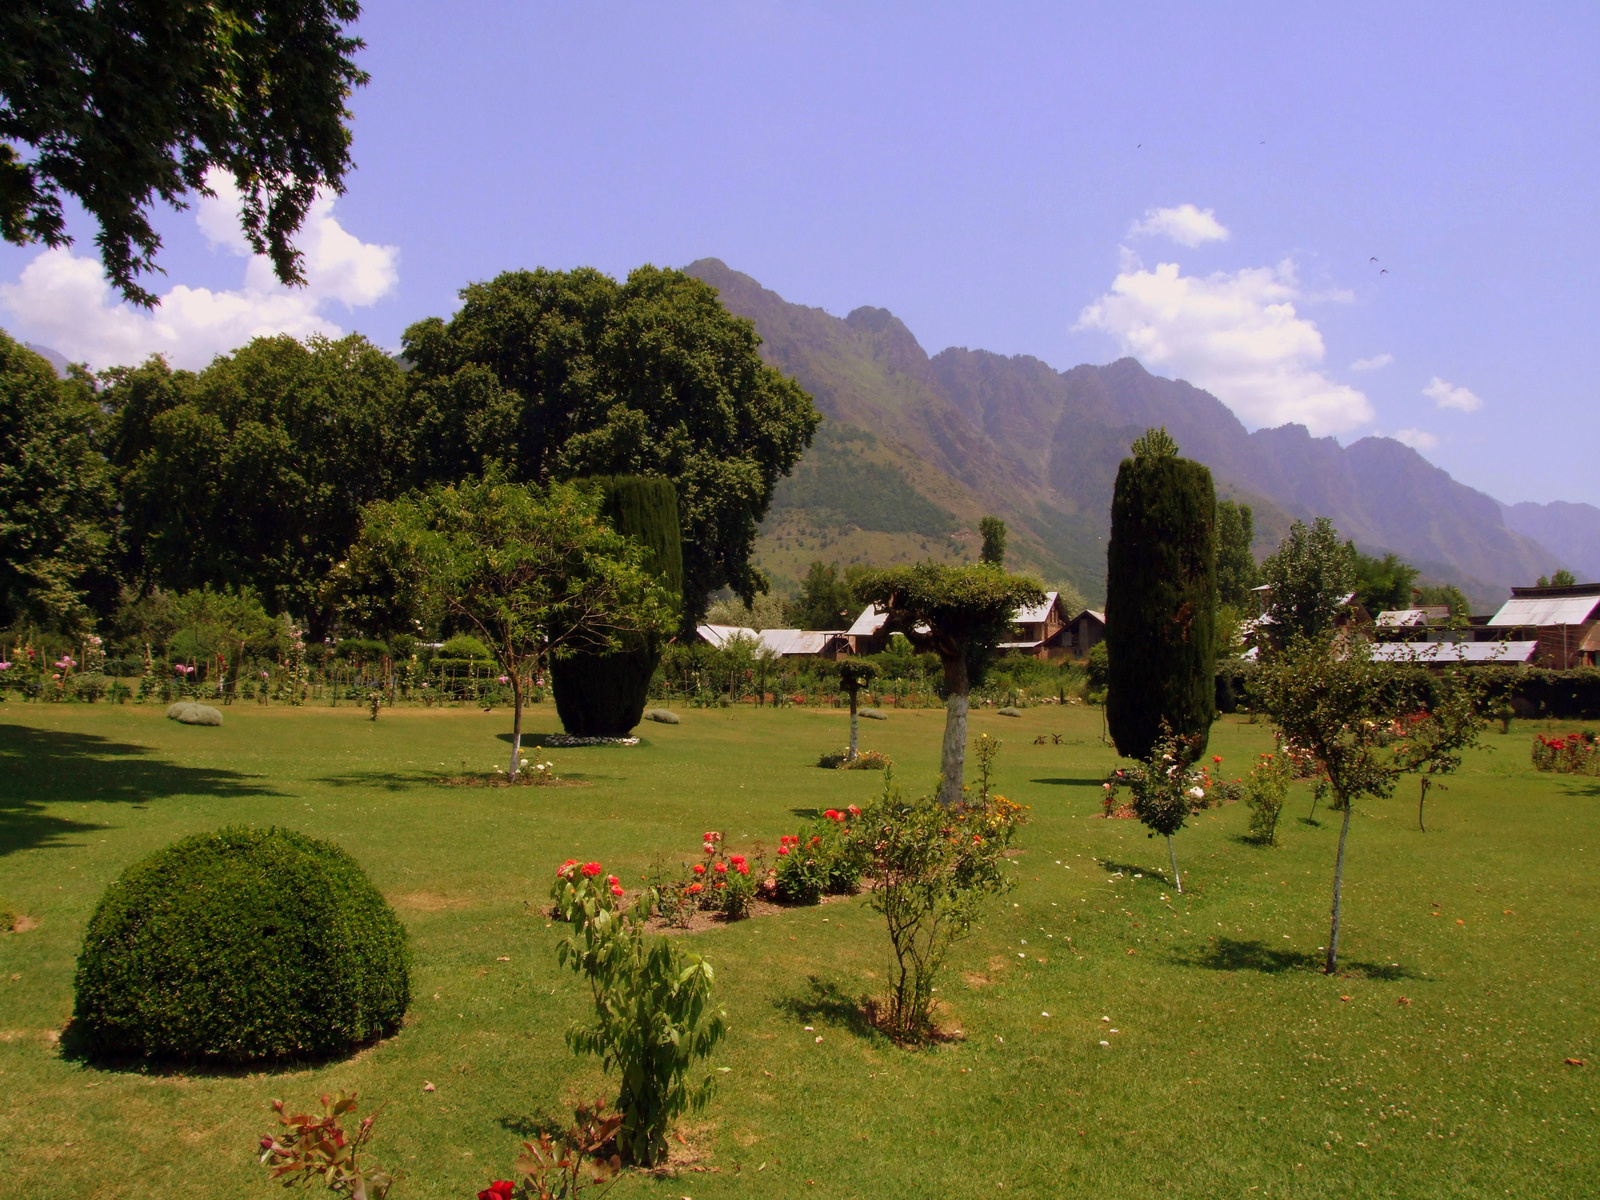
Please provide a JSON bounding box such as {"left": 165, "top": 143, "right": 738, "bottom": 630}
{"left": 440, "top": 634, "right": 492, "bottom": 660}
{"left": 73, "top": 827, "right": 411, "bottom": 1062}
{"left": 859, "top": 770, "right": 1026, "bottom": 1040}
{"left": 818, "top": 748, "right": 891, "bottom": 770}
{"left": 1531, "top": 731, "right": 1599, "bottom": 775}
{"left": 258, "top": 1091, "right": 395, "bottom": 1199}
{"left": 1243, "top": 748, "right": 1293, "bottom": 845}
{"left": 553, "top": 860, "right": 726, "bottom": 1166}
{"left": 773, "top": 834, "right": 828, "bottom": 904}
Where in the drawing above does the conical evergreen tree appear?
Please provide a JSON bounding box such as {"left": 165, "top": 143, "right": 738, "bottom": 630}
{"left": 1105, "top": 428, "right": 1219, "bottom": 760}
{"left": 550, "top": 477, "right": 682, "bottom": 735}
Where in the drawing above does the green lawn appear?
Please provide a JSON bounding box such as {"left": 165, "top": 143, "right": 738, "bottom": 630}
{"left": 1, "top": 699, "right": 1596, "bottom": 1199}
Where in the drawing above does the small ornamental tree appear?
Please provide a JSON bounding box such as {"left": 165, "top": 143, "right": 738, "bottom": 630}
{"left": 1105, "top": 427, "right": 1218, "bottom": 761}
{"left": 1103, "top": 725, "right": 1206, "bottom": 892}
{"left": 1258, "top": 634, "right": 1404, "bottom": 974}
{"left": 836, "top": 658, "right": 879, "bottom": 761}
{"left": 1395, "top": 665, "right": 1489, "bottom": 832}
{"left": 332, "top": 477, "right": 676, "bottom": 779}
{"left": 854, "top": 564, "right": 1044, "bottom": 805}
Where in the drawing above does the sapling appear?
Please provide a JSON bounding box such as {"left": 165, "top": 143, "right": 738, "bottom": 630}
{"left": 1395, "top": 666, "right": 1489, "bottom": 832}
{"left": 836, "top": 658, "right": 879, "bottom": 761}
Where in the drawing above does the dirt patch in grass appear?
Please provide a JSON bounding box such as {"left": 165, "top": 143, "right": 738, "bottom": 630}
{"left": 390, "top": 892, "right": 475, "bottom": 912}
{"left": 437, "top": 774, "right": 589, "bottom": 789}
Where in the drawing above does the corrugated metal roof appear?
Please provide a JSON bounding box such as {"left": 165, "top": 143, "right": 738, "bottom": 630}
{"left": 846, "top": 605, "right": 888, "bottom": 637}
{"left": 1367, "top": 641, "right": 1539, "bottom": 663}
{"left": 1013, "top": 591, "right": 1060, "bottom": 625}
{"left": 997, "top": 641, "right": 1043, "bottom": 651}
{"left": 1487, "top": 596, "right": 1600, "bottom": 626}
{"left": 756, "top": 629, "right": 843, "bottom": 656}
{"left": 696, "top": 624, "right": 757, "bottom": 649}
{"left": 1376, "top": 609, "right": 1430, "bottom": 627}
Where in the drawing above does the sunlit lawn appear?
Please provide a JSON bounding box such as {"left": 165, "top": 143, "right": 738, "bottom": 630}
{"left": 1, "top": 697, "right": 1596, "bottom": 1199}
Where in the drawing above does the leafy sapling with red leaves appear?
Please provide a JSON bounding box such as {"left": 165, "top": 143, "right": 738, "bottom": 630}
{"left": 258, "top": 1092, "right": 393, "bottom": 1199}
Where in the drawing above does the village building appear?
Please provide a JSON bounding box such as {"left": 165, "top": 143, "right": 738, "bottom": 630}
{"left": 1060, "top": 608, "right": 1107, "bottom": 658}
{"left": 692, "top": 624, "right": 848, "bottom": 659}
{"left": 1484, "top": 582, "right": 1600, "bottom": 669}
{"left": 997, "top": 591, "right": 1075, "bottom": 659}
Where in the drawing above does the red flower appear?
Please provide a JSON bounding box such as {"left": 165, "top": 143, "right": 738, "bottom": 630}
{"left": 688, "top": 882, "right": 704, "bottom": 895}
{"left": 714, "top": 880, "right": 726, "bottom": 889}
{"left": 729, "top": 854, "right": 747, "bottom": 865}
{"left": 809, "top": 836, "right": 821, "bottom": 847}
{"left": 777, "top": 846, "right": 790, "bottom": 856}
{"left": 847, "top": 805, "right": 861, "bottom": 817}
{"left": 557, "top": 859, "right": 579, "bottom": 876}
{"left": 735, "top": 862, "right": 750, "bottom": 875}
{"left": 581, "top": 862, "right": 602, "bottom": 877}
{"left": 1212, "top": 755, "right": 1222, "bottom": 763}
{"left": 479, "top": 1182, "right": 516, "bottom": 1200}
{"left": 824, "top": 808, "right": 839, "bottom": 820}
{"left": 610, "top": 884, "right": 624, "bottom": 897}
{"left": 714, "top": 861, "right": 728, "bottom": 874}
{"left": 692, "top": 863, "right": 706, "bottom": 875}
{"left": 606, "top": 874, "right": 618, "bottom": 885}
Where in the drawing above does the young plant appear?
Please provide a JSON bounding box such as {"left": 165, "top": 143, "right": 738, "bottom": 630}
{"left": 1103, "top": 724, "right": 1204, "bottom": 892}
{"left": 1394, "top": 667, "right": 1489, "bottom": 831}
{"left": 479, "top": 1098, "right": 623, "bottom": 1199}
{"left": 257, "top": 1092, "right": 394, "bottom": 1200}
{"left": 860, "top": 767, "right": 1027, "bottom": 1041}
{"left": 1257, "top": 633, "right": 1404, "bottom": 974}
{"left": 1243, "top": 747, "right": 1293, "bottom": 846}
{"left": 836, "top": 658, "right": 878, "bottom": 761}
{"left": 553, "top": 861, "right": 726, "bottom": 1166}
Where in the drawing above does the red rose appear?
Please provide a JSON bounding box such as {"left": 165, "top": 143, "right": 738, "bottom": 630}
{"left": 714, "top": 881, "right": 726, "bottom": 889}
{"left": 688, "top": 882, "right": 703, "bottom": 894}
{"left": 478, "top": 1182, "right": 516, "bottom": 1200}
{"left": 847, "top": 805, "right": 861, "bottom": 817}
{"left": 611, "top": 884, "right": 624, "bottom": 896}
{"left": 703, "top": 843, "right": 716, "bottom": 855}
{"left": 606, "top": 875, "right": 618, "bottom": 885}
{"left": 558, "top": 859, "right": 579, "bottom": 877}
{"left": 714, "top": 861, "right": 728, "bottom": 874}
{"left": 581, "top": 862, "right": 602, "bottom": 877}
{"left": 824, "top": 809, "right": 839, "bottom": 819}
{"left": 729, "top": 854, "right": 747, "bottom": 865}
{"left": 735, "top": 862, "right": 750, "bottom": 875}
{"left": 777, "top": 846, "right": 790, "bottom": 856}
{"left": 693, "top": 863, "right": 706, "bottom": 875}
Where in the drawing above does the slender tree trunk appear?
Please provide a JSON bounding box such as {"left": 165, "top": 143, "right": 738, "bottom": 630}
{"left": 848, "top": 686, "right": 860, "bottom": 760}
{"left": 508, "top": 674, "right": 524, "bottom": 780}
{"left": 937, "top": 652, "right": 970, "bottom": 807}
{"left": 1166, "top": 833, "right": 1182, "bottom": 893}
{"left": 1418, "top": 777, "right": 1430, "bottom": 832}
{"left": 1325, "top": 792, "right": 1354, "bottom": 974}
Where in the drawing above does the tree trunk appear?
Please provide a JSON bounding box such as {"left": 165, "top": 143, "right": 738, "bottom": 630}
{"left": 1166, "top": 833, "right": 1182, "bottom": 894}
{"left": 937, "top": 652, "right": 970, "bottom": 806}
{"left": 848, "top": 686, "right": 860, "bottom": 760}
{"left": 1324, "top": 792, "right": 1355, "bottom": 974}
{"left": 1418, "top": 777, "right": 1430, "bottom": 832}
{"left": 508, "top": 674, "right": 524, "bottom": 780}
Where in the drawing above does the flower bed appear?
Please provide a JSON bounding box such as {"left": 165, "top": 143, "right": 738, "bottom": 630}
{"left": 1532, "top": 731, "right": 1599, "bottom": 775}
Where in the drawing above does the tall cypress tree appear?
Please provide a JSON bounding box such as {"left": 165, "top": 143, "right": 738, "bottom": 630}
{"left": 1105, "top": 428, "right": 1218, "bottom": 761}
{"left": 550, "top": 477, "right": 683, "bottom": 735}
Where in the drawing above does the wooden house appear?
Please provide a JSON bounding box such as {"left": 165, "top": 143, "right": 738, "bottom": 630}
{"left": 997, "top": 591, "right": 1075, "bottom": 659}
{"left": 1486, "top": 582, "right": 1600, "bottom": 669}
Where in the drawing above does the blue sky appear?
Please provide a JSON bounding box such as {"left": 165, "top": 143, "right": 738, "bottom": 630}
{"left": 3, "top": 2, "right": 1595, "bottom": 506}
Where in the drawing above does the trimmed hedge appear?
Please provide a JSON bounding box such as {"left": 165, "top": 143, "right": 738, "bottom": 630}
{"left": 552, "top": 476, "right": 683, "bottom": 736}
{"left": 73, "top": 827, "right": 410, "bottom": 1063}
{"left": 1218, "top": 662, "right": 1600, "bottom": 721}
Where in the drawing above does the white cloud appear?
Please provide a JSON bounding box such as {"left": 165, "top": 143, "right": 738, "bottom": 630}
{"left": 1393, "top": 428, "right": 1439, "bottom": 451}
{"left": 1350, "top": 353, "right": 1393, "bottom": 371}
{"left": 1076, "top": 256, "right": 1375, "bottom": 435}
{"left": 0, "top": 171, "right": 397, "bottom": 370}
{"left": 1422, "top": 376, "right": 1483, "bottom": 412}
{"left": 1127, "top": 204, "right": 1231, "bottom": 248}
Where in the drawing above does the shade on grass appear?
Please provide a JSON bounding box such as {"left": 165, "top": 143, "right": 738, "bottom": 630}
{"left": 0, "top": 702, "right": 1595, "bottom": 1198}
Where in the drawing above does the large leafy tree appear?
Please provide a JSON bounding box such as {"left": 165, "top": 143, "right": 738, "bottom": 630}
{"left": 0, "top": 330, "right": 113, "bottom": 629}
{"left": 1105, "top": 427, "right": 1218, "bottom": 761}
{"left": 332, "top": 477, "right": 677, "bottom": 778}
{"left": 1, "top": 1, "right": 367, "bottom": 306}
{"left": 1350, "top": 548, "right": 1419, "bottom": 614}
{"left": 790, "top": 560, "right": 855, "bottom": 630}
{"left": 398, "top": 266, "right": 819, "bottom": 630}
{"left": 1260, "top": 517, "right": 1355, "bottom": 645}
{"left": 104, "top": 333, "right": 409, "bottom": 637}
{"left": 855, "top": 563, "right": 1044, "bottom": 805}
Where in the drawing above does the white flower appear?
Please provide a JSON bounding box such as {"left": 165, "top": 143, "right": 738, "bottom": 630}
{"left": 1187, "top": 787, "right": 1205, "bottom": 800}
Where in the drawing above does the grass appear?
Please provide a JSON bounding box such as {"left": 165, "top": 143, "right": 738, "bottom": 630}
{"left": 1, "top": 698, "right": 1596, "bottom": 1199}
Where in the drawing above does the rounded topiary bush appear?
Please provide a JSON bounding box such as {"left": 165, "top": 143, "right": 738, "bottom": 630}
{"left": 73, "top": 826, "right": 411, "bottom": 1063}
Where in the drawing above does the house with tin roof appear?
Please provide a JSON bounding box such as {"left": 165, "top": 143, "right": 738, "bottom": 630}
{"left": 1485, "top": 582, "right": 1600, "bottom": 668}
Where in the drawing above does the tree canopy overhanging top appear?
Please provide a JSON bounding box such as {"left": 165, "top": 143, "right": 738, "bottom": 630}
{"left": 1, "top": 1, "right": 368, "bottom": 306}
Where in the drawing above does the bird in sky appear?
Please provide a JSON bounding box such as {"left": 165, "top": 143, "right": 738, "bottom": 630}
{"left": 1370, "top": 256, "right": 1379, "bottom": 263}
{"left": 1380, "top": 269, "right": 1389, "bottom": 275}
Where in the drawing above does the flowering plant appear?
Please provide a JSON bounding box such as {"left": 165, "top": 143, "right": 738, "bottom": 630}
{"left": 1102, "top": 724, "right": 1206, "bottom": 892}
{"left": 1532, "top": 731, "right": 1599, "bottom": 776}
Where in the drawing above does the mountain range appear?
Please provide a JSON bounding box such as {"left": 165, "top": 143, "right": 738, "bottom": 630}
{"left": 686, "top": 259, "right": 1595, "bottom": 610}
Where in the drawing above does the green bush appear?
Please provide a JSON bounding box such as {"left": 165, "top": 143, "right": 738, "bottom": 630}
{"left": 440, "top": 634, "right": 492, "bottom": 660}
{"left": 73, "top": 827, "right": 411, "bottom": 1063}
